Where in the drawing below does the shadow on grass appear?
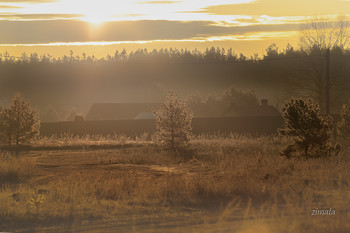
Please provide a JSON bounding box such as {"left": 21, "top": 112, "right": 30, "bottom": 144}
{"left": 0, "top": 143, "right": 142, "bottom": 152}
{"left": 165, "top": 147, "right": 198, "bottom": 162}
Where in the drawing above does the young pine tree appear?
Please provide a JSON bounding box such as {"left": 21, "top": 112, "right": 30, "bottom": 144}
{"left": 279, "top": 97, "right": 340, "bottom": 158}
{"left": 0, "top": 93, "right": 40, "bottom": 146}
{"left": 153, "top": 91, "right": 193, "bottom": 151}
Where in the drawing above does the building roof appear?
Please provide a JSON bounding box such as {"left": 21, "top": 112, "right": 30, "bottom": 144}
{"left": 191, "top": 103, "right": 229, "bottom": 118}
{"left": 85, "top": 100, "right": 280, "bottom": 121}
{"left": 86, "top": 103, "right": 160, "bottom": 121}
{"left": 134, "top": 112, "right": 155, "bottom": 119}
{"left": 221, "top": 104, "right": 280, "bottom": 117}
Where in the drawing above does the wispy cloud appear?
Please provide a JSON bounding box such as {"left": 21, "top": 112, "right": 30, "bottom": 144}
{"left": 0, "top": 5, "right": 22, "bottom": 8}
{"left": 0, "top": 0, "right": 347, "bottom": 49}
{"left": 0, "top": 19, "right": 301, "bottom": 44}
{"left": 0, "top": 13, "right": 82, "bottom": 20}
{"left": 0, "top": 0, "right": 56, "bottom": 2}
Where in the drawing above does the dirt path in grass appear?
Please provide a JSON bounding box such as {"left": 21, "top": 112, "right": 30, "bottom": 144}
{"left": 27, "top": 149, "right": 226, "bottom": 184}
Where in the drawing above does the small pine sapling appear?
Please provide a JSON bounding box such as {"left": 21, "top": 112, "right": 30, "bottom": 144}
{"left": 279, "top": 97, "right": 340, "bottom": 158}
{"left": 153, "top": 91, "right": 193, "bottom": 151}
{"left": 0, "top": 93, "right": 40, "bottom": 146}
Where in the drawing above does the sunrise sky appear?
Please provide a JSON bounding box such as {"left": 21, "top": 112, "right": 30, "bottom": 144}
{"left": 1, "top": 0, "right": 350, "bottom": 57}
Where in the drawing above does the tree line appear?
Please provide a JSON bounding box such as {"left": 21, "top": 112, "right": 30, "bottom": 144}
{"left": 0, "top": 47, "right": 263, "bottom": 64}
{"left": 1, "top": 44, "right": 350, "bottom": 65}
{"left": 1, "top": 44, "right": 349, "bottom": 116}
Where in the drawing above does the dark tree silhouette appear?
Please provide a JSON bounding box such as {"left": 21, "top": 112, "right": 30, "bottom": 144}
{"left": 219, "top": 85, "right": 258, "bottom": 106}
{"left": 279, "top": 98, "right": 339, "bottom": 158}
{"left": 295, "top": 16, "right": 350, "bottom": 113}
{"left": 300, "top": 16, "right": 349, "bottom": 52}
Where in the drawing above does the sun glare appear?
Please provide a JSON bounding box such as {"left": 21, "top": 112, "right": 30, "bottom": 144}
{"left": 83, "top": 14, "right": 111, "bottom": 26}
{"left": 59, "top": 0, "right": 136, "bottom": 25}
{"left": 78, "top": 2, "right": 116, "bottom": 26}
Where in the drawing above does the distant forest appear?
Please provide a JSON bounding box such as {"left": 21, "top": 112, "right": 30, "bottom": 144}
{"left": 1, "top": 44, "right": 350, "bottom": 120}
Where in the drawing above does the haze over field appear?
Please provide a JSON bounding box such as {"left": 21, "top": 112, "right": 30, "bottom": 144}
{"left": 0, "top": 0, "right": 350, "bottom": 118}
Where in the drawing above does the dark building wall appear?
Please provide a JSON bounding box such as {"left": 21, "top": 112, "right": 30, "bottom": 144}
{"left": 192, "top": 116, "right": 283, "bottom": 134}
{"left": 40, "top": 119, "right": 155, "bottom": 136}
{"left": 40, "top": 116, "right": 284, "bottom": 137}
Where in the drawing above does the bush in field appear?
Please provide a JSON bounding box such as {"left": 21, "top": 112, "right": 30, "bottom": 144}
{"left": 0, "top": 93, "right": 40, "bottom": 146}
{"left": 153, "top": 91, "right": 192, "bottom": 150}
{"left": 279, "top": 97, "right": 340, "bottom": 158}
{"left": 337, "top": 104, "right": 350, "bottom": 141}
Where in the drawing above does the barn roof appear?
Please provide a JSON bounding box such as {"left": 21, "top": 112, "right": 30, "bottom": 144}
{"left": 191, "top": 103, "right": 229, "bottom": 118}
{"left": 86, "top": 103, "right": 160, "bottom": 121}
{"left": 222, "top": 105, "right": 280, "bottom": 117}
{"left": 134, "top": 112, "right": 155, "bottom": 119}
{"left": 85, "top": 100, "right": 280, "bottom": 121}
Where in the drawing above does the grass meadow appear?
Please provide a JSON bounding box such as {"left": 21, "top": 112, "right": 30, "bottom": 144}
{"left": 0, "top": 134, "right": 349, "bottom": 232}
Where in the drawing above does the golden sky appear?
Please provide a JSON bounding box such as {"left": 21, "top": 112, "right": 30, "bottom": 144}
{"left": 0, "top": 0, "right": 349, "bottom": 57}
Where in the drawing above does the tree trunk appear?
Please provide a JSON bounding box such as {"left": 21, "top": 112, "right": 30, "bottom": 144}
{"left": 171, "top": 104, "right": 175, "bottom": 151}
{"left": 171, "top": 125, "right": 175, "bottom": 151}
{"left": 304, "top": 144, "right": 309, "bottom": 157}
{"left": 8, "top": 134, "right": 11, "bottom": 147}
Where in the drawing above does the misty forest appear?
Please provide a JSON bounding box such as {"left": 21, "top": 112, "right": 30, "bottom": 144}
{"left": 1, "top": 43, "right": 350, "bottom": 118}
{"left": 1, "top": 18, "right": 350, "bottom": 233}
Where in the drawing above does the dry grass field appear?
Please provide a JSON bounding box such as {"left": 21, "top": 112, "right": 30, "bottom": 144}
{"left": 0, "top": 134, "right": 349, "bottom": 232}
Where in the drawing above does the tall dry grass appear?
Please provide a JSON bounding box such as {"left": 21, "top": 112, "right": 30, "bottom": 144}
{"left": 0, "top": 134, "right": 349, "bottom": 232}
{"left": 0, "top": 152, "right": 36, "bottom": 184}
